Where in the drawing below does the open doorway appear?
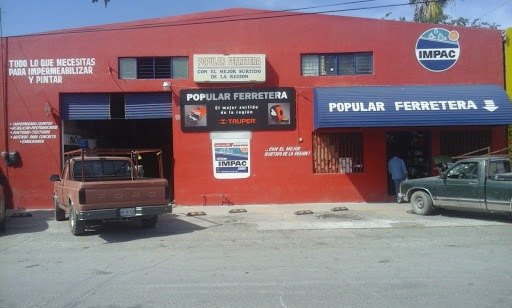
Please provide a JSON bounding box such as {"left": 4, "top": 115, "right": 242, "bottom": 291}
{"left": 60, "top": 92, "right": 174, "bottom": 200}
{"left": 386, "top": 130, "right": 431, "bottom": 195}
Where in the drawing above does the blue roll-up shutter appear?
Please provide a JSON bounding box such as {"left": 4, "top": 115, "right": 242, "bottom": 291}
{"left": 61, "top": 93, "right": 110, "bottom": 120}
{"left": 314, "top": 84, "right": 512, "bottom": 129}
{"left": 125, "top": 93, "right": 172, "bottom": 119}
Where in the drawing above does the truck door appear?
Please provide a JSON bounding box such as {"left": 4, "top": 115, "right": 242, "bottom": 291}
{"left": 485, "top": 160, "right": 512, "bottom": 212}
{"left": 435, "top": 161, "right": 483, "bottom": 210}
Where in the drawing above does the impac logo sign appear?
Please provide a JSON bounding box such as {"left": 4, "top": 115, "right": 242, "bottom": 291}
{"left": 416, "top": 28, "right": 460, "bottom": 72}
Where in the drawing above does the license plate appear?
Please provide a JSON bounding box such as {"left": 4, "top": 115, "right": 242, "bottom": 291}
{"left": 120, "top": 208, "right": 136, "bottom": 217}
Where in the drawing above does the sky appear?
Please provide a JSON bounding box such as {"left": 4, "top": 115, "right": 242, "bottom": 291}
{"left": 1, "top": 0, "right": 511, "bottom": 37}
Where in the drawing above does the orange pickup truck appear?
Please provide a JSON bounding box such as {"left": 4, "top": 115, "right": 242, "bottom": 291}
{"left": 50, "top": 149, "right": 171, "bottom": 235}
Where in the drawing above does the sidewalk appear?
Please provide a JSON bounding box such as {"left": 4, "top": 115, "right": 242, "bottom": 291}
{"left": 4, "top": 202, "right": 509, "bottom": 234}
{"left": 172, "top": 202, "right": 409, "bottom": 216}
{"left": 169, "top": 202, "right": 511, "bottom": 231}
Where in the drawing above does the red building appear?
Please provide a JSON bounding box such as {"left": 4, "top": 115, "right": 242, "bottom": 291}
{"left": 1, "top": 8, "right": 511, "bottom": 209}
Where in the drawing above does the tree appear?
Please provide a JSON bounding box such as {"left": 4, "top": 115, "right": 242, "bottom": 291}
{"left": 410, "top": 0, "right": 451, "bottom": 23}
{"left": 92, "top": 0, "right": 110, "bottom": 7}
{"left": 387, "top": 0, "right": 500, "bottom": 29}
{"left": 440, "top": 16, "right": 500, "bottom": 29}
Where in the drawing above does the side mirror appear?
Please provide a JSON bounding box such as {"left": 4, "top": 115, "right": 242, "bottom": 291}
{"left": 49, "top": 175, "right": 61, "bottom": 181}
{"left": 439, "top": 173, "right": 447, "bottom": 179}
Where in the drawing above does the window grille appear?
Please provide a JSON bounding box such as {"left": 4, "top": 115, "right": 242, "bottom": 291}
{"left": 119, "top": 57, "right": 188, "bottom": 80}
{"left": 440, "top": 129, "right": 491, "bottom": 157}
{"left": 301, "top": 53, "right": 373, "bottom": 76}
{"left": 313, "top": 133, "right": 364, "bottom": 173}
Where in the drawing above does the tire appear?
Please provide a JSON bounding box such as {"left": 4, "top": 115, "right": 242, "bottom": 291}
{"left": 69, "top": 202, "right": 86, "bottom": 236}
{"left": 54, "top": 197, "right": 65, "bottom": 221}
{"left": 141, "top": 215, "right": 158, "bottom": 228}
{"left": 410, "top": 191, "right": 434, "bottom": 215}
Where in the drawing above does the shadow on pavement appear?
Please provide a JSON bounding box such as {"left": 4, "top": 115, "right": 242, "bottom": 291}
{"left": 435, "top": 209, "right": 512, "bottom": 223}
{"left": 0, "top": 210, "right": 212, "bottom": 243}
{"left": 0, "top": 210, "right": 51, "bottom": 236}
{"left": 92, "top": 214, "right": 208, "bottom": 243}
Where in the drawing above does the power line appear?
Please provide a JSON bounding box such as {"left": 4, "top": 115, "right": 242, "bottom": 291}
{"left": 68, "top": 0, "right": 380, "bottom": 33}
{"left": 475, "top": 0, "right": 512, "bottom": 21}
{"left": 6, "top": 0, "right": 439, "bottom": 37}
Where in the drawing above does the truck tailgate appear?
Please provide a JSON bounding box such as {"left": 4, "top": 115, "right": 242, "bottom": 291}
{"left": 79, "top": 178, "right": 169, "bottom": 210}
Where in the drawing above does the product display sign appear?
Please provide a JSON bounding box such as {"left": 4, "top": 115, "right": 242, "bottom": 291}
{"left": 212, "top": 139, "right": 250, "bottom": 179}
{"left": 180, "top": 87, "right": 296, "bottom": 132}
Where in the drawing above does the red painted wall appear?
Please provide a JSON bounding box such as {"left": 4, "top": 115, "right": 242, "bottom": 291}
{"left": 0, "top": 9, "right": 507, "bottom": 208}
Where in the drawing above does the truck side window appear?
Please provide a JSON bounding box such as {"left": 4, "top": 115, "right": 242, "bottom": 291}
{"left": 489, "top": 161, "right": 511, "bottom": 176}
{"left": 447, "top": 162, "right": 478, "bottom": 179}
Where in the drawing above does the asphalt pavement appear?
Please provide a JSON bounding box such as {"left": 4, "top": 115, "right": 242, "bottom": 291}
{"left": 2, "top": 202, "right": 512, "bottom": 308}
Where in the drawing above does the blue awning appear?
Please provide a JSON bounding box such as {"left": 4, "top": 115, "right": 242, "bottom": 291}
{"left": 314, "top": 84, "right": 512, "bottom": 129}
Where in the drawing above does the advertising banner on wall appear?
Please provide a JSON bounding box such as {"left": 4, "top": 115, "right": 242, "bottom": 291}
{"left": 210, "top": 131, "right": 251, "bottom": 180}
{"left": 180, "top": 87, "right": 296, "bottom": 132}
{"left": 212, "top": 139, "right": 250, "bottom": 179}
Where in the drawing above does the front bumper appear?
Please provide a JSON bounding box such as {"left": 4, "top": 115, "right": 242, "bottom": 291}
{"left": 76, "top": 204, "right": 173, "bottom": 221}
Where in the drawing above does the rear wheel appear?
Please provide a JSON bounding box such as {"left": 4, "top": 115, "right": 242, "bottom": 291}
{"left": 411, "top": 191, "right": 433, "bottom": 215}
{"left": 141, "top": 215, "right": 158, "bottom": 228}
{"left": 69, "top": 202, "right": 86, "bottom": 236}
{"left": 54, "top": 197, "right": 65, "bottom": 221}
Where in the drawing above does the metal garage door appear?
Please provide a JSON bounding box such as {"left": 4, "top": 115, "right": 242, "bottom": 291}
{"left": 60, "top": 93, "right": 110, "bottom": 120}
{"left": 125, "top": 92, "right": 172, "bottom": 119}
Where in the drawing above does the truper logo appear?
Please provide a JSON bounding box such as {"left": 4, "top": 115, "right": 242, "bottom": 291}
{"left": 416, "top": 28, "right": 460, "bottom": 72}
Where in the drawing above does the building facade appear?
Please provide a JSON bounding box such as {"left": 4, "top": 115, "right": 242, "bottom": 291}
{"left": 1, "top": 9, "right": 511, "bottom": 209}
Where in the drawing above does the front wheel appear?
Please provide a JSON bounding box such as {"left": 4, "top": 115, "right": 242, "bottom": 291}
{"left": 410, "top": 191, "right": 433, "bottom": 215}
{"left": 69, "top": 202, "right": 86, "bottom": 236}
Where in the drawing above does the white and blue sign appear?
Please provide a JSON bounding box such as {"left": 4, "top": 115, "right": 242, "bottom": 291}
{"left": 314, "top": 84, "right": 512, "bottom": 129}
{"left": 416, "top": 28, "right": 460, "bottom": 72}
{"left": 212, "top": 140, "right": 250, "bottom": 179}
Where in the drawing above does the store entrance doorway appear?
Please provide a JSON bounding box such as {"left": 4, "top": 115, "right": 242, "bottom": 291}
{"left": 386, "top": 130, "right": 431, "bottom": 195}
{"left": 60, "top": 92, "right": 174, "bottom": 201}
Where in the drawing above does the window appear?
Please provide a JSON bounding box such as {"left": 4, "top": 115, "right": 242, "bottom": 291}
{"left": 73, "top": 160, "right": 132, "bottom": 179}
{"left": 489, "top": 161, "right": 511, "bottom": 176}
{"left": 119, "top": 57, "right": 188, "bottom": 79}
{"left": 440, "top": 129, "right": 491, "bottom": 157}
{"left": 313, "top": 133, "right": 363, "bottom": 173}
{"left": 301, "top": 53, "right": 373, "bottom": 76}
{"left": 446, "top": 162, "right": 478, "bottom": 179}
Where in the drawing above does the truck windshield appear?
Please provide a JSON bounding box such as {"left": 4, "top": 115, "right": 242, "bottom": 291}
{"left": 73, "top": 160, "right": 132, "bottom": 179}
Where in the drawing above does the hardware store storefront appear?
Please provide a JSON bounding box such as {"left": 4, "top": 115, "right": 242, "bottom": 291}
{"left": 313, "top": 85, "right": 512, "bottom": 196}
{"left": 1, "top": 9, "right": 511, "bottom": 209}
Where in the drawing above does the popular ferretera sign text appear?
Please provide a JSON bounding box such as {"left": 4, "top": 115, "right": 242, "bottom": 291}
{"left": 193, "top": 54, "right": 266, "bottom": 83}
{"left": 314, "top": 85, "right": 512, "bottom": 128}
{"left": 327, "top": 100, "right": 495, "bottom": 113}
